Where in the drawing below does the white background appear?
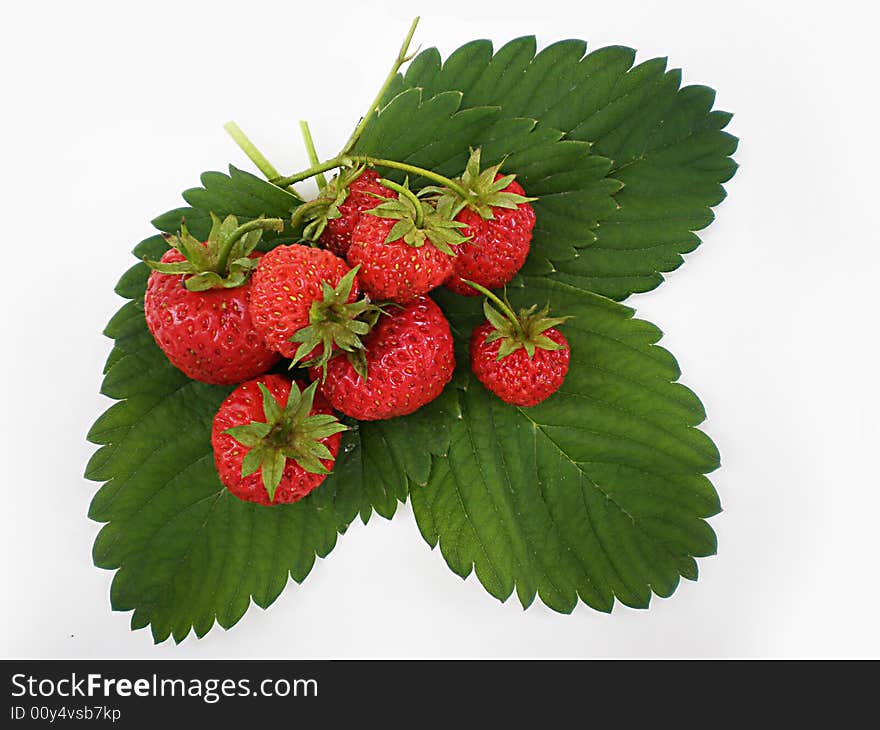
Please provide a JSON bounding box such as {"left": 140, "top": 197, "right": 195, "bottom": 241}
{"left": 2, "top": 0, "right": 878, "bottom": 658}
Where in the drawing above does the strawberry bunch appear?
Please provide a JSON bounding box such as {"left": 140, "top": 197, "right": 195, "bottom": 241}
{"left": 143, "top": 145, "right": 570, "bottom": 506}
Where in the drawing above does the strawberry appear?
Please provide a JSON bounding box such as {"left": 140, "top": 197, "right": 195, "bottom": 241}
{"left": 290, "top": 167, "right": 389, "bottom": 258}
{"left": 250, "top": 244, "right": 375, "bottom": 370}
{"left": 313, "top": 296, "right": 454, "bottom": 420}
{"left": 319, "top": 169, "right": 389, "bottom": 257}
{"left": 347, "top": 178, "right": 469, "bottom": 303}
{"left": 144, "top": 214, "right": 284, "bottom": 385}
{"left": 466, "top": 282, "right": 570, "bottom": 407}
{"left": 212, "top": 374, "right": 347, "bottom": 505}
{"left": 424, "top": 149, "right": 536, "bottom": 296}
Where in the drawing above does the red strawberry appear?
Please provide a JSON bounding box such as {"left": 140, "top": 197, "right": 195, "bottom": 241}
{"left": 319, "top": 169, "right": 388, "bottom": 257}
{"left": 290, "top": 167, "right": 390, "bottom": 257}
{"left": 424, "top": 149, "right": 535, "bottom": 296}
{"left": 144, "top": 214, "right": 284, "bottom": 385}
{"left": 212, "top": 374, "right": 347, "bottom": 505}
{"left": 313, "top": 296, "right": 454, "bottom": 420}
{"left": 250, "top": 244, "right": 373, "bottom": 368}
{"left": 347, "top": 178, "right": 468, "bottom": 303}
{"left": 467, "top": 282, "right": 570, "bottom": 407}
{"left": 445, "top": 176, "right": 535, "bottom": 295}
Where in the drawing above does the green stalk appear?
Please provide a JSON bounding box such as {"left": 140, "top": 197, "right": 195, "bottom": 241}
{"left": 349, "top": 156, "right": 471, "bottom": 200}
{"left": 271, "top": 159, "right": 346, "bottom": 187}
{"left": 225, "top": 19, "right": 421, "bottom": 199}
{"left": 216, "top": 218, "right": 284, "bottom": 273}
{"left": 462, "top": 280, "right": 525, "bottom": 335}
{"left": 223, "top": 122, "right": 303, "bottom": 199}
{"left": 338, "top": 17, "right": 420, "bottom": 157}
{"left": 224, "top": 122, "right": 280, "bottom": 179}
{"left": 299, "top": 121, "right": 327, "bottom": 190}
{"left": 378, "top": 178, "right": 424, "bottom": 227}
{"left": 273, "top": 154, "right": 471, "bottom": 202}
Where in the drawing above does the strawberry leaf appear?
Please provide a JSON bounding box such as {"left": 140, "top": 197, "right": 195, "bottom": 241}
{"left": 150, "top": 166, "right": 301, "bottom": 250}
{"left": 378, "top": 38, "right": 737, "bottom": 299}
{"left": 415, "top": 279, "right": 720, "bottom": 612}
{"left": 183, "top": 165, "right": 302, "bottom": 219}
{"left": 318, "top": 386, "right": 457, "bottom": 524}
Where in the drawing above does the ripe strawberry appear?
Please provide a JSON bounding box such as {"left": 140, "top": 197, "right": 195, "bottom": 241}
{"left": 467, "top": 282, "right": 570, "bottom": 407}
{"left": 347, "top": 178, "right": 469, "bottom": 303}
{"left": 144, "top": 214, "right": 284, "bottom": 385}
{"left": 250, "top": 244, "right": 374, "bottom": 369}
{"left": 313, "top": 296, "right": 454, "bottom": 420}
{"left": 424, "top": 149, "right": 536, "bottom": 296}
{"left": 212, "top": 374, "right": 347, "bottom": 505}
{"left": 319, "top": 169, "right": 389, "bottom": 257}
{"left": 290, "top": 167, "right": 390, "bottom": 257}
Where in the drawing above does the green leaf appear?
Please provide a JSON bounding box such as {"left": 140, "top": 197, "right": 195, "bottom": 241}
{"left": 380, "top": 38, "right": 737, "bottom": 299}
{"left": 182, "top": 165, "right": 302, "bottom": 219}
{"left": 412, "top": 279, "right": 720, "bottom": 612}
{"left": 317, "top": 387, "right": 457, "bottom": 525}
{"left": 150, "top": 166, "right": 301, "bottom": 251}
{"left": 86, "top": 304, "right": 342, "bottom": 643}
{"left": 86, "top": 170, "right": 456, "bottom": 642}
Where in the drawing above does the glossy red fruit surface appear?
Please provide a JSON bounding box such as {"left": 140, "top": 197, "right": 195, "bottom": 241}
{"left": 313, "top": 296, "right": 454, "bottom": 420}
{"left": 348, "top": 215, "right": 454, "bottom": 304}
{"left": 144, "top": 249, "right": 279, "bottom": 385}
{"left": 470, "top": 322, "right": 569, "bottom": 406}
{"left": 445, "top": 177, "right": 536, "bottom": 296}
{"left": 250, "top": 244, "right": 359, "bottom": 359}
{"left": 319, "top": 169, "right": 389, "bottom": 257}
{"left": 211, "top": 374, "right": 342, "bottom": 505}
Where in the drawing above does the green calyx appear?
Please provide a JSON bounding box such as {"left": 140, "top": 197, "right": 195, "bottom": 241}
{"left": 290, "top": 166, "right": 376, "bottom": 242}
{"left": 423, "top": 147, "right": 536, "bottom": 220}
{"left": 288, "top": 266, "right": 383, "bottom": 381}
{"left": 365, "top": 177, "right": 469, "bottom": 255}
{"left": 146, "top": 213, "right": 284, "bottom": 291}
{"left": 464, "top": 280, "right": 570, "bottom": 360}
{"left": 223, "top": 381, "right": 348, "bottom": 501}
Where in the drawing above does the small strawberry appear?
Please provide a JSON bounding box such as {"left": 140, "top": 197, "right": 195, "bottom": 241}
{"left": 347, "top": 178, "right": 469, "bottom": 303}
{"left": 291, "top": 167, "right": 391, "bottom": 257}
{"left": 212, "top": 374, "right": 347, "bottom": 505}
{"left": 313, "top": 296, "right": 455, "bottom": 420}
{"left": 424, "top": 149, "right": 536, "bottom": 296}
{"left": 466, "top": 281, "right": 570, "bottom": 407}
{"left": 250, "top": 244, "right": 375, "bottom": 370}
{"left": 144, "top": 214, "right": 284, "bottom": 385}
{"left": 320, "top": 169, "right": 389, "bottom": 257}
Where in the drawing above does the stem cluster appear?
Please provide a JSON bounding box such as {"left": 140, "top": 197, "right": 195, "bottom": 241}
{"left": 223, "top": 18, "right": 475, "bottom": 208}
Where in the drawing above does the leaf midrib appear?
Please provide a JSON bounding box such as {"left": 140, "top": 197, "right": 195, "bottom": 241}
{"left": 523, "top": 410, "right": 705, "bottom": 580}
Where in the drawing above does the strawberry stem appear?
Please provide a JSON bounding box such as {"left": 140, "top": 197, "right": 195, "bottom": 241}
{"left": 272, "top": 155, "right": 471, "bottom": 201}
{"left": 348, "top": 156, "right": 471, "bottom": 200}
{"left": 223, "top": 121, "right": 279, "bottom": 179}
{"left": 223, "top": 121, "right": 304, "bottom": 199}
{"left": 338, "top": 17, "right": 420, "bottom": 157}
{"left": 272, "top": 159, "right": 346, "bottom": 186}
{"left": 216, "top": 218, "right": 284, "bottom": 273}
{"left": 462, "top": 280, "right": 524, "bottom": 335}
{"left": 379, "top": 178, "right": 424, "bottom": 228}
{"left": 299, "top": 120, "right": 328, "bottom": 190}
